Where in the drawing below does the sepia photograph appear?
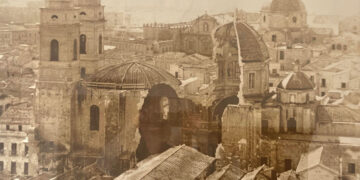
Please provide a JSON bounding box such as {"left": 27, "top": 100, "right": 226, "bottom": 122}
{"left": 0, "top": 0, "right": 359, "bottom": 179}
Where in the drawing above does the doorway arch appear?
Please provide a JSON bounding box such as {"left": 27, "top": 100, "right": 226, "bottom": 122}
{"left": 136, "top": 84, "right": 182, "bottom": 161}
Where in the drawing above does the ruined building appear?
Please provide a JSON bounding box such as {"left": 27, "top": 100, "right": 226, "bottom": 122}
{"left": 35, "top": 0, "right": 226, "bottom": 176}
{"left": 218, "top": 34, "right": 360, "bottom": 180}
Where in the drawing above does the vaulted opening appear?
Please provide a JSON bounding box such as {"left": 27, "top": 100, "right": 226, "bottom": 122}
{"left": 136, "top": 84, "right": 182, "bottom": 161}
{"left": 50, "top": 39, "right": 59, "bottom": 61}
{"left": 90, "top": 105, "right": 100, "bottom": 131}
{"left": 211, "top": 95, "right": 239, "bottom": 155}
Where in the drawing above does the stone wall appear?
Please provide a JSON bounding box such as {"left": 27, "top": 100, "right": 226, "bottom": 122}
{"left": 221, "top": 104, "right": 262, "bottom": 169}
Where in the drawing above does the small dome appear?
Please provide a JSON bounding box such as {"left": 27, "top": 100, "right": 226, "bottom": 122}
{"left": 270, "top": 0, "right": 306, "bottom": 13}
{"left": 214, "top": 22, "right": 269, "bottom": 62}
{"left": 89, "top": 61, "right": 181, "bottom": 89}
{"left": 278, "top": 72, "right": 314, "bottom": 90}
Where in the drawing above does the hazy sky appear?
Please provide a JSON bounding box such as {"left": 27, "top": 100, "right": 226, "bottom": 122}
{"left": 101, "top": 0, "right": 360, "bottom": 23}
{"left": 6, "top": 0, "right": 360, "bottom": 23}
{"left": 102, "top": 0, "right": 360, "bottom": 15}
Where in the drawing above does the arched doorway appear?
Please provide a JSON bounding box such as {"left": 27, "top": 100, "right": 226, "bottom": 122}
{"left": 136, "top": 84, "right": 182, "bottom": 161}
{"left": 209, "top": 95, "right": 239, "bottom": 156}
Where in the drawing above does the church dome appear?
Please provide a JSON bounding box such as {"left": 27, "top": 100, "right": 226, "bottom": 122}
{"left": 270, "top": 0, "right": 306, "bottom": 13}
{"left": 214, "top": 22, "right": 269, "bottom": 62}
{"left": 89, "top": 61, "right": 181, "bottom": 89}
{"left": 278, "top": 71, "right": 314, "bottom": 90}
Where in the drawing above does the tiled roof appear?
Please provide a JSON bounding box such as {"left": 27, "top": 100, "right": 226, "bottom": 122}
{"left": 317, "top": 105, "right": 360, "bottom": 123}
{"left": 89, "top": 61, "right": 181, "bottom": 89}
{"left": 116, "top": 145, "right": 215, "bottom": 180}
{"left": 270, "top": 0, "right": 306, "bottom": 13}
{"left": 278, "top": 72, "right": 314, "bottom": 90}
{"left": 214, "top": 22, "right": 269, "bottom": 62}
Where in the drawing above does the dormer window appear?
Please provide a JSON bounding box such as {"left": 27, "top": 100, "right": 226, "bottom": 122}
{"left": 80, "top": 12, "right": 86, "bottom": 16}
{"left": 51, "top": 15, "right": 58, "bottom": 20}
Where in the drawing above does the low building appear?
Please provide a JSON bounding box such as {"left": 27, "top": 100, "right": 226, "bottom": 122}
{"left": 154, "top": 52, "right": 217, "bottom": 96}
{"left": 303, "top": 55, "right": 360, "bottom": 96}
{"left": 296, "top": 147, "right": 339, "bottom": 180}
{"left": 0, "top": 24, "right": 39, "bottom": 46}
{"left": 325, "top": 33, "right": 360, "bottom": 55}
{"left": 339, "top": 16, "right": 360, "bottom": 35}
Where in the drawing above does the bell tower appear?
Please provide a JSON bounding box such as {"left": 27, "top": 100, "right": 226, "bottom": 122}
{"left": 36, "top": 0, "right": 80, "bottom": 149}
{"left": 75, "top": 0, "right": 105, "bottom": 77}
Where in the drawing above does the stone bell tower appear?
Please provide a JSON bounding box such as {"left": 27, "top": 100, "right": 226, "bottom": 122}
{"left": 36, "top": 0, "right": 80, "bottom": 149}
{"left": 75, "top": 0, "right": 105, "bottom": 78}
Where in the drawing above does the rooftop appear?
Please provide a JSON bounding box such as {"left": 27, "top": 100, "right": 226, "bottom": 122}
{"left": 278, "top": 72, "right": 314, "bottom": 90}
{"left": 0, "top": 102, "right": 33, "bottom": 125}
{"left": 296, "top": 146, "right": 323, "bottom": 173}
{"left": 116, "top": 145, "right": 215, "bottom": 180}
{"left": 317, "top": 105, "right": 360, "bottom": 123}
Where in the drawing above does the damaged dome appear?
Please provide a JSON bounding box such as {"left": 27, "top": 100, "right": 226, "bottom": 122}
{"left": 89, "top": 61, "right": 181, "bottom": 89}
{"left": 214, "top": 22, "right": 269, "bottom": 62}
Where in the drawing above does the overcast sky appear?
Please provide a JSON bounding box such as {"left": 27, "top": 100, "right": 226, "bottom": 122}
{"left": 102, "top": 0, "right": 360, "bottom": 15}
{"left": 7, "top": 0, "right": 360, "bottom": 23}
{"left": 101, "top": 0, "right": 360, "bottom": 23}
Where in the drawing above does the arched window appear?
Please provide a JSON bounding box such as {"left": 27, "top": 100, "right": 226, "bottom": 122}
{"left": 51, "top": 15, "right": 58, "bottom": 20}
{"left": 263, "top": 16, "right": 266, "bottom": 22}
{"left": 99, "top": 35, "right": 103, "bottom": 54}
{"left": 50, "top": 39, "right": 59, "bottom": 61}
{"left": 80, "top": 12, "right": 86, "bottom": 16}
{"left": 90, "top": 105, "right": 99, "bottom": 131}
{"left": 292, "top": 16, "right": 297, "bottom": 23}
{"left": 73, "top": 39, "right": 77, "bottom": 60}
{"left": 203, "top": 22, "right": 209, "bottom": 32}
{"left": 80, "top": 34, "right": 86, "bottom": 54}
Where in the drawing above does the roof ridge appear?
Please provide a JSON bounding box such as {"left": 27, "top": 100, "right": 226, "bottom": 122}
{"left": 139, "top": 145, "right": 185, "bottom": 180}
